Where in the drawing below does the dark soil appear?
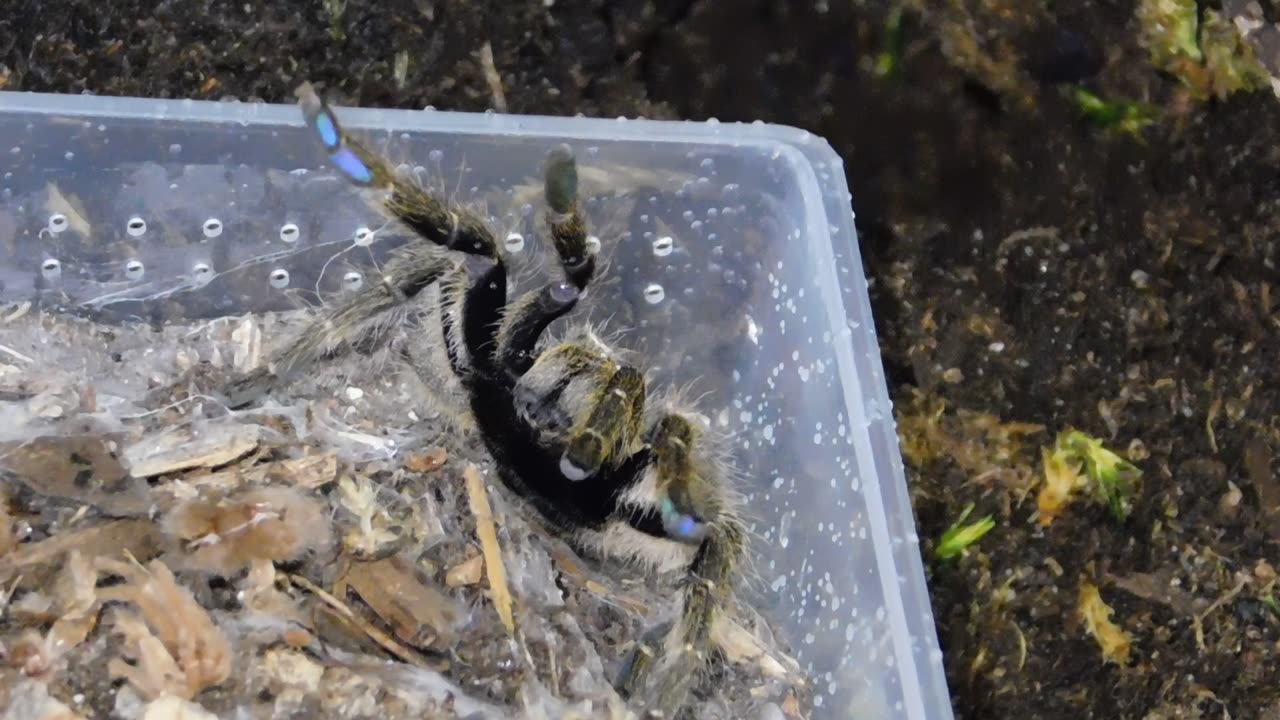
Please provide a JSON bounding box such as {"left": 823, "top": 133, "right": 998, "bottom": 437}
{"left": 5, "top": 1, "right": 1280, "bottom": 717}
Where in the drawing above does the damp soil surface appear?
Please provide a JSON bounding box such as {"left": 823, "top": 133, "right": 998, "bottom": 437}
{"left": 4, "top": 1, "right": 1280, "bottom": 718}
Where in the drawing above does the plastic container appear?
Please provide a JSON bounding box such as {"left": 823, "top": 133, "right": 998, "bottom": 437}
{"left": 0, "top": 89, "right": 953, "bottom": 719}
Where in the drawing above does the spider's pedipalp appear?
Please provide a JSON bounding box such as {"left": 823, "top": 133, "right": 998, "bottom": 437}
{"left": 560, "top": 365, "right": 646, "bottom": 482}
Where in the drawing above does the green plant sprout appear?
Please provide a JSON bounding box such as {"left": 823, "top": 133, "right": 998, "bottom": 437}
{"left": 936, "top": 502, "right": 996, "bottom": 560}
{"left": 1057, "top": 430, "right": 1143, "bottom": 521}
{"left": 1071, "top": 88, "right": 1156, "bottom": 141}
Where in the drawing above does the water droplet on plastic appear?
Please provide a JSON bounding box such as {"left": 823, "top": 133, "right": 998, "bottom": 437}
{"left": 279, "top": 223, "right": 300, "bottom": 243}
{"left": 652, "top": 236, "right": 674, "bottom": 257}
{"left": 354, "top": 227, "right": 374, "bottom": 246}
{"left": 586, "top": 235, "right": 601, "bottom": 254}
{"left": 643, "top": 283, "right": 665, "bottom": 304}
{"left": 428, "top": 149, "right": 443, "bottom": 163}
{"left": 126, "top": 217, "right": 147, "bottom": 237}
{"left": 342, "top": 271, "right": 364, "bottom": 292}
{"left": 169, "top": 143, "right": 182, "bottom": 155}
{"left": 47, "top": 214, "right": 68, "bottom": 234}
{"left": 202, "top": 218, "right": 223, "bottom": 238}
{"left": 192, "top": 262, "right": 213, "bottom": 285}
{"left": 125, "top": 259, "right": 145, "bottom": 281}
{"left": 269, "top": 268, "right": 290, "bottom": 289}
{"left": 504, "top": 232, "right": 526, "bottom": 253}
{"left": 64, "top": 151, "right": 75, "bottom": 161}
{"left": 41, "top": 258, "right": 61, "bottom": 280}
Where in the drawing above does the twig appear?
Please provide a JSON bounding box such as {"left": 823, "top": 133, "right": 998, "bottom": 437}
{"left": 463, "top": 463, "right": 514, "bottom": 635}
{"left": 478, "top": 42, "right": 508, "bottom": 113}
{"left": 1193, "top": 578, "right": 1247, "bottom": 652}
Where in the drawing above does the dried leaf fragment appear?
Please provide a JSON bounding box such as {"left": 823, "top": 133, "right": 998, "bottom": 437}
{"left": 0, "top": 435, "right": 153, "bottom": 517}
{"left": 1078, "top": 581, "right": 1133, "bottom": 665}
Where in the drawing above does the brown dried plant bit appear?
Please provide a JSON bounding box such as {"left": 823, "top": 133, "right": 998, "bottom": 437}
{"left": 162, "top": 486, "right": 332, "bottom": 577}
{"left": 463, "top": 464, "right": 515, "bottom": 636}
{"left": 335, "top": 474, "right": 401, "bottom": 558}
{"left": 1038, "top": 445, "right": 1086, "bottom": 527}
{"left": 0, "top": 435, "right": 154, "bottom": 518}
{"left": 123, "top": 422, "right": 262, "bottom": 479}
{"left": 337, "top": 555, "right": 467, "bottom": 648}
{"left": 96, "top": 556, "right": 232, "bottom": 700}
{"left": 404, "top": 447, "right": 448, "bottom": 474}
{"left": 1078, "top": 580, "right": 1133, "bottom": 665}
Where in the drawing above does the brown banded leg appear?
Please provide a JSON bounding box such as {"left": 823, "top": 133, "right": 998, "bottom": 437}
{"left": 221, "top": 244, "right": 454, "bottom": 408}
{"left": 616, "top": 412, "right": 746, "bottom": 718}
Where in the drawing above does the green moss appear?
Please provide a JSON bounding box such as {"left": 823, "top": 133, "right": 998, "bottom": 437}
{"left": 1137, "top": 0, "right": 1273, "bottom": 100}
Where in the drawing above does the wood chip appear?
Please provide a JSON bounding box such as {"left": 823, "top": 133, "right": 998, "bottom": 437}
{"left": 0, "top": 435, "right": 154, "bottom": 517}
{"left": 404, "top": 447, "right": 448, "bottom": 474}
{"left": 0, "top": 519, "right": 163, "bottom": 592}
{"left": 124, "top": 423, "right": 261, "bottom": 478}
{"left": 445, "top": 554, "right": 484, "bottom": 587}
{"left": 288, "top": 573, "right": 448, "bottom": 672}
{"left": 464, "top": 464, "right": 514, "bottom": 635}
{"left": 337, "top": 555, "right": 466, "bottom": 648}
{"left": 161, "top": 452, "right": 339, "bottom": 501}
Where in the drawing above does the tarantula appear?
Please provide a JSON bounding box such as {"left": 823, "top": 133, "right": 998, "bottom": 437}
{"left": 219, "top": 83, "right": 748, "bottom": 718}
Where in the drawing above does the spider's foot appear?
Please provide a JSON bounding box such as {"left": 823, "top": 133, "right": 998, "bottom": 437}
{"left": 615, "top": 619, "right": 698, "bottom": 719}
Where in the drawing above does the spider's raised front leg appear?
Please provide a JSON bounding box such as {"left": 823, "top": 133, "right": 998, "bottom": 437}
{"left": 616, "top": 411, "right": 748, "bottom": 718}
{"left": 220, "top": 83, "right": 503, "bottom": 408}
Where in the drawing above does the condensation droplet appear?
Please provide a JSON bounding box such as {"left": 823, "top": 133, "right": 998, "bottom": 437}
{"left": 41, "top": 258, "right": 61, "bottom": 280}
{"left": 47, "top": 214, "right": 68, "bottom": 234}
{"left": 428, "top": 149, "right": 443, "bottom": 163}
{"left": 342, "top": 271, "right": 364, "bottom": 291}
{"left": 279, "top": 223, "right": 300, "bottom": 243}
{"left": 202, "top": 217, "right": 223, "bottom": 238}
{"left": 192, "top": 262, "right": 213, "bottom": 285}
{"left": 586, "top": 235, "right": 601, "bottom": 255}
{"left": 643, "top": 283, "right": 665, "bottom": 304}
{"left": 504, "top": 232, "right": 526, "bottom": 253}
{"left": 125, "top": 259, "right": 145, "bottom": 281}
{"left": 354, "top": 227, "right": 374, "bottom": 246}
{"left": 652, "top": 236, "right": 674, "bottom": 257}
{"left": 169, "top": 143, "right": 182, "bottom": 155}
{"left": 269, "top": 268, "right": 290, "bottom": 289}
{"left": 126, "top": 217, "right": 147, "bottom": 237}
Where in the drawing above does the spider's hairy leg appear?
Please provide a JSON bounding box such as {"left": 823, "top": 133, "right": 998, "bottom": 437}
{"left": 617, "top": 413, "right": 747, "bottom": 718}
{"left": 296, "top": 82, "right": 498, "bottom": 259}
{"left": 559, "top": 365, "right": 646, "bottom": 482}
{"left": 220, "top": 245, "right": 453, "bottom": 407}
{"left": 543, "top": 144, "right": 595, "bottom": 290}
